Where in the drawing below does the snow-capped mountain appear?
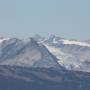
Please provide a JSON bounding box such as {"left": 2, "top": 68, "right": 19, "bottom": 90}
{"left": 0, "top": 35, "right": 90, "bottom": 72}
{"left": 0, "top": 35, "right": 90, "bottom": 90}
{"left": 35, "top": 34, "right": 90, "bottom": 72}
{"left": 0, "top": 37, "right": 61, "bottom": 69}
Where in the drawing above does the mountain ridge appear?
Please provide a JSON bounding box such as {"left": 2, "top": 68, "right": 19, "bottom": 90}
{"left": 0, "top": 35, "right": 90, "bottom": 72}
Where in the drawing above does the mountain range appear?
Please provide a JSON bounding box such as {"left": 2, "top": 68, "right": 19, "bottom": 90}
{"left": 0, "top": 35, "right": 90, "bottom": 90}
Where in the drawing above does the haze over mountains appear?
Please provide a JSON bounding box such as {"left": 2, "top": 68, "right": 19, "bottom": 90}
{"left": 0, "top": 34, "right": 90, "bottom": 72}
{"left": 0, "top": 35, "right": 90, "bottom": 90}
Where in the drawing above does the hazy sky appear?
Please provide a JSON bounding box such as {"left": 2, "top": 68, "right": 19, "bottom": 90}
{"left": 0, "top": 0, "right": 90, "bottom": 40}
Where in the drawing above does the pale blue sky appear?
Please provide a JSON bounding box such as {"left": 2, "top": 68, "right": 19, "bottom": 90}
{"left": 0, "top": 0, "right": 90, "bottom": 40}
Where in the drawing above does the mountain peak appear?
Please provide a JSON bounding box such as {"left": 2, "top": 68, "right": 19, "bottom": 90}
{"left": 0, "top": 37, "right": 61, "bottom": 69}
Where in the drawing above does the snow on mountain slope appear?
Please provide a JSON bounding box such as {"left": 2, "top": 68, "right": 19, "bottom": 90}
{"left": 0, "top": 35, "right": 90, "bottom": 72}
{"left": 0, "top": 37, "right": 10, "bottom": 43}
{"left": 44, "top": 44, "right": 83, "bottom": 71}
{"left": 0, "top": 38, "right": 60, "bottom": 69}
{"left": 61, "top": 39, "right": 90, "bottom": 47}
{"left": 42, "top": 34, "right": 90, "bottom": 47}
{"left": 37, "top": 35, "right": 90, "bottom": 72}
